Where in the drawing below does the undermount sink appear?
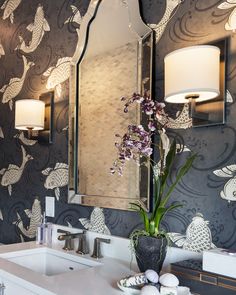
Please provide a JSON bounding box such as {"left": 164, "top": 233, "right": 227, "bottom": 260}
{"left": 0, "top": 247, "right": 101, "bottom": 276}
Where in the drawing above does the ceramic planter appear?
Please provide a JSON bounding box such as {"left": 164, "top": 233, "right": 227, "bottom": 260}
{"left": 135, "top": 235, "right": 168, "bottom": 274}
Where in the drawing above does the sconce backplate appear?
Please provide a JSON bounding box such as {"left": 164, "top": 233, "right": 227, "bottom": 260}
{"left": 192, "top": 38, "right": 227, "bottom": 127}
{"left": 37, "top": 91, "right": 54, "bottom": 144}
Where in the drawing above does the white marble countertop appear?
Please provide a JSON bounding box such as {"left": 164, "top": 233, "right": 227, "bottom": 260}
{"left": 0, "top": 241, "right": 134, "bottom": 295}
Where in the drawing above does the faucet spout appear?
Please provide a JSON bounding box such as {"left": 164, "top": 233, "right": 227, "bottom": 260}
{"left": 58, "top": 232, "right": 83, "bottom": 241}
{"left": 76, "top": 233, "right": 89, "bottom": 255}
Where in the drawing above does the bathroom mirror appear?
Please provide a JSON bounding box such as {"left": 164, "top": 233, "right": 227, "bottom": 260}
{"left": 68, "top": 0, "right": 153, "bottom": 210}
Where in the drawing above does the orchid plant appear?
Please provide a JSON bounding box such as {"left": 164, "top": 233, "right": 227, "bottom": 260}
{"left": 111, "top": 91, "right": 196, "bottom": 238}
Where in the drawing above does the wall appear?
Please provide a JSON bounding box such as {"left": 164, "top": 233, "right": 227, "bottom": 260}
{"left": 0, "top": 0, "right": 236, "bottom": 249}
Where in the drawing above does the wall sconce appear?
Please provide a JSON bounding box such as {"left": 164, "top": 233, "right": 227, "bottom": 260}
{"left": 15, "top": 99, "right": 45, "bottom": 137}
{"left": 164, "top": 45, "right": 221, "bottom": 121}
{"left": 15, "top": 91, "right": 54, "bottom": 143}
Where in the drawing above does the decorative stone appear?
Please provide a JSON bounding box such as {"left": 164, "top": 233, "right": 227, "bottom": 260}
{"left": 160, "top": 286, "right": 177, "bottom": 295}
{"left": 177, "top": 286, "right": 190, "bottom": 295}
{"left": 159, "top": 273, "right": 179, "bottom": 287}
{"left": 141, "top": 285, "right": 160, "bottom": 295}
{"left": 145, "top": 269, "right": 159, "bottom": 283}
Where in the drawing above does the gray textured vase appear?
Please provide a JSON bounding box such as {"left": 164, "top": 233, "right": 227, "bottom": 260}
{"left": 135, "top": 236, "right": 168, "bottom": 274}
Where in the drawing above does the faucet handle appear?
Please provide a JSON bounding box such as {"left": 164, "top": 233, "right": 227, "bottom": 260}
{"left": 91, "top": 237, "right": 111, "bottom": 259}
{"left": 62, "top": 237, "right": 73, "bottom": 251}
{"left": 76, "top": 233, "right": 89, "bottom": 255}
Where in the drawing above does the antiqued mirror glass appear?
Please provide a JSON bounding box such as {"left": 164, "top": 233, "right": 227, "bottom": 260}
{"left": 68, "top": 0, "right": 153, "bottom": 210}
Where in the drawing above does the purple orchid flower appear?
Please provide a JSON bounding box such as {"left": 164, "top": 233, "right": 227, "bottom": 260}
{"left": 111, "top": 90, "right": 170, "bottom": 175}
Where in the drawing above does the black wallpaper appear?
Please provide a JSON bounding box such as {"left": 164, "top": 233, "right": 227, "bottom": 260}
{"left": 0, "top": 0, "right": 236, "bottom": 249}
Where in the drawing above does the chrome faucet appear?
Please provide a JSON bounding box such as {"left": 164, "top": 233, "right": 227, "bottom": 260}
{"left": 91, "top": 237, "right": 111, "bottom": 259}
{"left": 76, "top": 232, "right": 89, "bottom": 255}
{"left": 57, "top": 229, "right": 85, "bottom": 251}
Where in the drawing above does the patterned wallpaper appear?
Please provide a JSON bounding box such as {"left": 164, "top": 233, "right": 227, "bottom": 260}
{"left": 0, "top": 0, "right": 236, "bottom": 249}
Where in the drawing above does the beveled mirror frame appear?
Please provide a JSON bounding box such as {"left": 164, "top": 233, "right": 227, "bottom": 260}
{"left": 68, "top": 0, "right": 153, "bottom": 211}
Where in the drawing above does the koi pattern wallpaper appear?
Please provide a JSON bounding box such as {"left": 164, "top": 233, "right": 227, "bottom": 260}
{"left": 0, "top": 0, "right": 236, "bottom": 249}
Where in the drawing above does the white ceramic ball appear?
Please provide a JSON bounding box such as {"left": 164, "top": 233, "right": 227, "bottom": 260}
{"left": 145, "top": 269, "right": 159, "bottom": 283}
{"left": 141, "top": 285, "right": 160, "bottom": 295}
{"left": 159, "top": 273, "right": 179, "bottom": 287}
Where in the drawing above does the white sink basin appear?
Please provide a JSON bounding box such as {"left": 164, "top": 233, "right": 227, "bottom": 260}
{"left": 0, "top": 247, "right": 101, "bottom": 276}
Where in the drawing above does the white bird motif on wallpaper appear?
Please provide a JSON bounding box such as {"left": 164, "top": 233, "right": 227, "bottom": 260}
{"left": 79, "top": 207, "right": 111, "bottom": 235}
{"left": 43, "top": 57, "right": 72, "bottom": 96}
{"left": 226, "top": 89, "right": 234, "bottom": 103}
{"left": 0, "top": 146, "right": 33, "bottom": 195}
{"left": 148, "top": 0, "right": 182, "bottom": 43}
{"left": 64, "top": 5, "right": 82, "bottom": 25}
{"left": 14, "top": 131, "right": 37, "bottom": 146}
{"left": 0, "top": 127, "right": 4, "bottom": 139}
{"left": 159, "top": 103, "right": 193, "bottom": 129}
{"left": 213, "top": 164, "right": 236, "bottom": 202}
{"left": 0, "top": 55, "right": 34, "bottom": 110}
{"left": 14, "top": 198, "right": 42, "bottom": 239}
{"left": 169, "top": 213, "right": 215, "bottom": 253}
{"left": 218, "top": 1, "right": 236, "bottom": 31}
{"left": 0, "top": 42, "right": 5, "bottom": 58}
{"left": 168, "top": 104, "right": 193, "bottom": 129}
{"left": 17, "top": 4, "right": 50, "bottom": 53}
{"left": 42, "top": 163, "right": 69, "bottom": 200}
{"left": 1, "top": 0, "right": 21, "bottom": 24}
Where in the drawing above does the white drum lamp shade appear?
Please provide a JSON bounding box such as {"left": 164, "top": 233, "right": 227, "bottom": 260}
{"left": 15, "top": 99, "right": 45, "bottom": 130}
{"left": 164, "top": 45, "right": 220, "bottom": 103}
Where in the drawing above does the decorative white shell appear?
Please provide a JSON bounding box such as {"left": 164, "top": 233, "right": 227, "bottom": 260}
{"left": 159, "top": 273, "right": 179, "bottom": 287}
{"left": 141, "top": 285, "right": 160, "bottom": 295}
{"left": 123, "top": 273, "right": 148, "bottom": 287}
{"left": 145, "top": 269, "right": 159, "bottom": 283}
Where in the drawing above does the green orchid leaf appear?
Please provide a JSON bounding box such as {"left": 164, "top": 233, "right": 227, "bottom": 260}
{"left": 149, "top": 220, "right": 155, "bottom": 236}
{"left": 159, "top": 203, "right": 183, "bottom": 226}
{"left": 160, "top": 153, "right": 197, "bottom": 207}
{"left": 151, "top": 140, "right": 177, "bottom": 220}
{"left": 161, "top": 140, "right": 176, "bottom": 184}
{"left": 159, "top": 140, "right": 177, "bottom": 196}
{"left": 130, "top": 202, "right": 150, "bottom": 232}
{"left": 150, "top": 176, "right": 161, "bottom": 221}
{"left": 164, "top": 203, "right": 183, "bottom": 216}
{"left": 154, "top": 203, "right": 182, "bottom": 231}
{"left": 154, "top": 207, "right": 166, "bottom": 230}
{"left": 166, "top": 203, "right": 183, "bottom": 212}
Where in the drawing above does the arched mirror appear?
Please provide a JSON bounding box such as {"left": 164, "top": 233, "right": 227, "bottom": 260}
{"left": 68, "top": 0, "right": 153, "bottom": 211}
